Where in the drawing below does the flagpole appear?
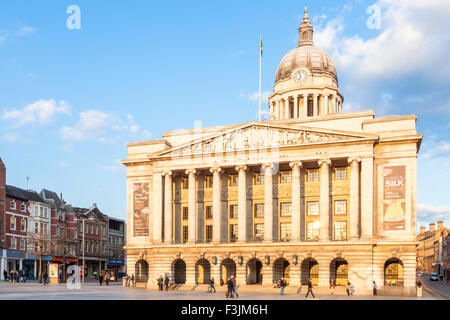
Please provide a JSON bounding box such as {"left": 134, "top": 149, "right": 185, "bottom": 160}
{"left": 258, "top": 36, "right": 262, "bottom": 121}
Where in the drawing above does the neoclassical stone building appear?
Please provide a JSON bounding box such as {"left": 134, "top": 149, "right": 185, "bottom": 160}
{"left": 122, "top": 9, "right": 422, "bottom": 295}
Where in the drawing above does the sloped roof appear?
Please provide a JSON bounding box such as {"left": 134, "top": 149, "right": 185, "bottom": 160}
{"left": 40, "top": 189, "right": 62, "bottom": 208}
{"left": 6, "top": 185, "right": 46, "bottom": 203}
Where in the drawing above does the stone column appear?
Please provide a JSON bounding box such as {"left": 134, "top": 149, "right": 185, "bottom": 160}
{"left": 152, "top": 171, "right": 163, "bottom": 243}
{"left": 284, "top": 97, "right": 290, "bottom": 119}
{"left": 276, "top": 100, "right": 281, "bottom": 120}
{"left": 186, "top": 169, "right": 197, "bottom": 243}
{"left": 332, "top": 95, "right": 337, "bottom": 113}
{"left": 163, "top": 170, "right": 173, "bottom": 244}
{"left": 236, "top": 165, "right": 248, "bottom": 243}
{"left": 294, "top": 96, "right": 299, "bottom": 118}
{"left": 318, "top": 159, "right": 331, "bottom": 241}
{"left": 318, "top": 257, "right": 330, "bottom": 287}
{"left": 325, "top": 94, "right": 329, "bottom": 115}
{"left": 289, "top": 161, "right": 302, "bottom": 242}
{"left": 348, "top": 158, "right": 361, "bottom": 239}
{"left": 303, "top": 94, "right": 308, "bottom": 118}
{"left": 361, "top": 157, "right": 374, "bottom": 238}
{"left": 262, "top": 163, "right": 274, "bottom": 242}
{"left": 210, "top": 165, "right": 222, "bottom": 243}
{"left": 313, "top": 94, "right": 318, "bottom": 117}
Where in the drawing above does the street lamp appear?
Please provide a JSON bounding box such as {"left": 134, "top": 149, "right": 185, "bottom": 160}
{"left": 73, "top": 217, "right": 86, "bottom": 283}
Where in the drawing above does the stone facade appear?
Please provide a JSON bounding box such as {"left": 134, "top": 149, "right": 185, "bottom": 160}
{"left": 122, "top": 9, "right": 423, "bottom": 296}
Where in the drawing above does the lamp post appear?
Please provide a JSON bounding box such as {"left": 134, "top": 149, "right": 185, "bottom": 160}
{"left": 74, "top": 217, "right": 86, "bottom": 283}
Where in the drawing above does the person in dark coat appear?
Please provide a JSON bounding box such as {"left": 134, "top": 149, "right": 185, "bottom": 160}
{"left": 372, "top": 280, "right": 377, "bottom": 296}
{"left": 99, "top": 272, "right": 104, "bottom": 285}
{"left": 220, "top": 278, "right": 224, "bottom": 286}
{"left": 43, "top": 272, "right": 49, "bottom": 285}
{"left": 280, "top": 278, "right": 287, "bottom": 295}
{"left": 208, "top": 277, "right": 216, "bottom": 293}
{"left": 164, "top": 275, "right": 170, "bottom": 291}
{"left": 105, "top": 273, "right": 110, "bottom": 286}
{"left": 305, "top": 278, "right": 315, "bottom": 298}
{"left": 226, "top": 277, "right": 234, "bottom": 298}
{"left": 3, "top": 270, "right": 7, "bottom": 281}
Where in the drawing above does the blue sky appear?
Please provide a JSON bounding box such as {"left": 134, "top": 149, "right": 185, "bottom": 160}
{"left": 0, "top": 0, "right": 449, "bottom": 230}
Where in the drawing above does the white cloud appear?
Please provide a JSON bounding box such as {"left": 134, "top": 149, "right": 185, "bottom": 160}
{"left": 0, "top": 26, "right": 37, "bottom": 44}
{"left": 422, "top": 142, "right": 450, "bottom": 159}
{"left": 417, "top": 204, "right": 450, "bottom": 226}
{"left": 1, "top": 99, "right": 70, "bottom": 127}
{"left": 60, "top": 110, "right": 112, "bottom": 141}
{"left": 315, "top": 0, "right": 450, "bottom": 83}
{"left": 16, "top": 26, "right": 37, "bottom": 36}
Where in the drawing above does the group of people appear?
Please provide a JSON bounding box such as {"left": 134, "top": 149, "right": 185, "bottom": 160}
{"left": 328, "top": 278, "right": 354, "bottom": 296}
{"left": 157, "top": 274, "right": 170, "bottom": 291}
{"left": 98, "top": 271, "right": 112, "bottom": 286}
{"left": 124, "top": 274, "right": 136, "bottom": 287}
{"left": 3, "top": 270, "right": 27, "bottom": 283}
{"left": 225, "top": 275, "right": 239, "bottom": 298}
{"left": 272, "top": 278, "right": 288, "bottom": 295}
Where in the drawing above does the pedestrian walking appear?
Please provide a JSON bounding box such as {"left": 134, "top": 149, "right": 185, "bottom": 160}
{"left": 130, "top": 274, "right": 135, "bottom": 287}
{"left": 164, "top": 274, "right": 170, "bottom": 291}
{"left": 416, "top": 279, "right": 422, "bottom": 297}
{"left": 99, "top": 272, "right": 104, "bottom": 286}
{"left": 372, "top": 280, "right": 377, "bottom": 296}
{"left": 329, "top": 278, "right": 336, "bottom": 295}
{"left": 220, "top": 278, "right": 224, "bottom": 286}
{"left": 208, "top": 277, "right": 216, "bottom": 293}
{"left": 280, "top": 278, "right": 287, "bottom": 295}
{"left": 105, "top": 273, "right": 110, "bottom": 286}
{"left": 346, "top": 281, "right": 351, "bottom": 296}
{"left": 305, "top": 278, "right": 315, "bottom": 298}
{"left": 226, "top": 277, "right": 234, "bottom": 298}
{"left": 3, "top": 270, "right": 7, "bottom": 281}
{"left": 231, "top": 275, "right": 239, "bottom": 298}
{"left": 43, "top": 272, "right": 48, "bottom": 285}
{"left": 125, "top": 274, "right": 129, "bottom": 286}
{"left": 157, "top": 275, "right": 164, "bottom": 291}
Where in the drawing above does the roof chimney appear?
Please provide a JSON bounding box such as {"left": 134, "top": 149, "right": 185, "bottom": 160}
{"left": 437, "top": 221, "right": 444, "bottom": 230}
{"left": 420, "top": 226, "right": 426, "bottom": 235}
{"left": 430, "top": 223, "right": 435, "bottom": 232}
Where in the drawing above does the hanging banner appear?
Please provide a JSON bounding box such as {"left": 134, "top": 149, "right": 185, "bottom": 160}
{"left": 133, "top": 182, "right": 150, "bottom": 236}
{"left": 383, "top": 166, "right": 406, "bottom": 231}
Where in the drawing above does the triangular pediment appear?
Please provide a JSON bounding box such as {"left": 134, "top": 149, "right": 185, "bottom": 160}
{"left": 154, "top": 122, "right": 377, "bottom": 158}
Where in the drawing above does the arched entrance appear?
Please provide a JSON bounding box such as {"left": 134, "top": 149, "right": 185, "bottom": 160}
{"left": 273, "top": 258, "right": 290, "bottom": 285}
{"left": 221, "top": 258, "right": 236, "bottom": 282}
{"left": 246, "top": 258, "right": 263, "bottom": 285}
{"left": 384, "top": 258, "right": 404, "bottom": 286}
{"left": 330, "top": 258, "right": 348, "bottom": 286}
{"left": 172, "top": 259, "right": 186, "bottom": 284}
{"left": 301, "top": 258, "right": 318, "bottom": 286}
{"left": 134, "top": 259, "right": 149, "bottom": 283}
{"left": 195, "top": 259, "right": 211, "bottom": 284}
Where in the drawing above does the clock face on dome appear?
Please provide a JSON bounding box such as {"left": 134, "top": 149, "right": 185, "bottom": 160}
{"left": 294, "top": 69, "right": 308, "bottom": 83}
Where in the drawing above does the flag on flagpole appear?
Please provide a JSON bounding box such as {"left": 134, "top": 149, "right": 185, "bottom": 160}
{"left": 260, "top": 38, "right": 263, "bottom": 57}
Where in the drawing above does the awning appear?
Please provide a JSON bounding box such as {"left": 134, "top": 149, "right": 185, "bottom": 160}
{"left": 67, "top": 258, "right": 78, "bottom": 263}
{"left": 52, "top": 257, "right": 65, "bottom": 263}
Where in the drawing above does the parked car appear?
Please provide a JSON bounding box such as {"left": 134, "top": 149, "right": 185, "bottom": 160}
{"left": 430, "top": 273, "right": 439, "bottom": 281}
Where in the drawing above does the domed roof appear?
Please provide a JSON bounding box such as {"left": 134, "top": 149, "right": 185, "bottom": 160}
{"left": 274, "top": 8, "right": 337, "bottom": 84}
{"left": 275, "top": 45, "right": 337, "bottom": 83}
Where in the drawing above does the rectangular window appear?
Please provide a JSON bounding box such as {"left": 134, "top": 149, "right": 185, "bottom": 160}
{"left": 306, "top": 222, "right": 319, "bottom": 241}
{"left": 307, "top": 99, "right": 313, "bottom": 117}
{"left": 20, "top": 239, "right": 25, "bottom": 250}
{"left": 44, "top": 207, "right": 48, "bottom": 218}
{"left": 229, "top": 224, "right": 238, "bottom": 242}
{"left": 40, "top": 207, "right": 43, "bottom": 217}
{"left": 34, "top": 222, "right": 39, "bottom": 233}
{"left": 280, "top": 223, "right": 292, "bottom": 241}
{"left": 182, "top": 207, "right": 189, "bottom": 220}
{"left": 205, "top": 225, "right": 213, "bottom": 243}
{"left": 307, "top": 170, "right": 319, "bottom": 182}
{"left": 254, "top": 224, "right": 264, "bottom": 241}
{"left": 20, "top": 219, "right": 26, "bottom": 232}
{"left": 229, "top": 175, "right": 238, "bottom": 187}
{"left": 280, "top": 202, "right": 292, "bottom": 217}
{"left": 90, "top": 224, "right": 94, "bottom": 234}
{"left": 280, "top": 171, "right": 292, "bottom": 184}
{"left": 182, "top": 178, "right": 188, "bottom": 190}
{"left": 102, "top": 226, "right": 106, "bottom": 236}
{"left": 334, "top": 221, "right": 347, "bottom": 240}
{"left": 96, "top": 225, "right": 99, "bottom": 235}
{"left": 34, "top": 206, "right": 38, "bottom": 215}
{"left": 254, "top": 204, "right": 264, "bottom": 218}
{"left": 205, "top": 206, "right": 212, "bottom": 220}
{"left": 254, "top": 173, "right": 264, "bottom": 185}
{"left": 334, "top": 168, "right": 347, "bottom": 180}
{"left": 182, "top": 226, "right": 188, "bottom": 243}
{"left": 20, "top": 203, "right": 26, "bottom": 212}
{"left": 205, "top": 176, "right": 213, "bottom": 189}
{"left": 334, "top": 200, "right": 347, "bottom": 215}
{"left": 10, "top": 200, "right": 16, "bottom": 210}
{"left": 11, "top": 238, "right": 16, "bottom": 249}
{"left": 307, "top": 201, "right": 319, "bottom": 216}
{"left": 229, "top": 205, "right": 238, "bottom": 219}
{"left": 10, "top": 216, "right": 16, "bottom": 231}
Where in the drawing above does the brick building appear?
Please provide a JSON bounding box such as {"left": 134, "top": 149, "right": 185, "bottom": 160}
{"left": 0, "top": 158, "right": 6, "bottom": 277}
{"left": 417, "top": 221, "right": 448, "bottom": 273}
{"left": 107, "top": 217, "right": 126, "bottom": 277}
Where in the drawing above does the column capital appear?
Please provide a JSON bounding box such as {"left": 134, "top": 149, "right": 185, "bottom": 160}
{"left": 235, "top": 165, "right": 248, "bottom": 172}
{"left": 209, "top": 165, "right": 222, "bottom": 174}
{"left": 318, "top": 159, "right": 331, "bottom": 167}
{"left": 162, "top": 170, "right": 173, "bottom": 177}
{"left": 348, "top": 157, "right": 362, "bottom": 165}
{"left": 185, "top": 168, "right": 197, "bottom": 176}
{"left": 289, "top": 161, "right": 303, "bottom": 169}
{"left": 261, "top": 163, "right": 274, "bottom": 170}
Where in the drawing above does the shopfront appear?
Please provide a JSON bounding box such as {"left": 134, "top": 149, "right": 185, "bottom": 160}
{"left": 6, "top": 250, "right": 24, "bottom": 273}
{"left": 107, "top": 259, "right": 125, "bottom": 280}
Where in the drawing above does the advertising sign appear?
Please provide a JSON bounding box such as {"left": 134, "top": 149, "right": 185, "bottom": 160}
{"left": 383, "top": 166, "right": 406, "bottom": 231}
{"left": 133, "top": 182, "right": 150, "bottom": 236}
